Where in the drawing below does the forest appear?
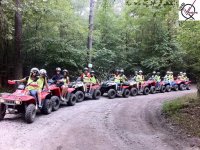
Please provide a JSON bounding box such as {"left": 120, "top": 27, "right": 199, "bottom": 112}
{"left": 0, "top": 0, "right": 200, "bottom": 89}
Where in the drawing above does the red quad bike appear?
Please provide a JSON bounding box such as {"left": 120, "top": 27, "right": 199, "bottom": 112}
{"left": 146, "top": 79, "right": 166, "bottom": 94}
{"left": 128, "top": 79, "right": 150, "bottom": 96}
{"left": 47, "top": 80, "right": 77, "bottom": 111}
{"left": 70, "top": 79, "right": 101, "bottom": 102}
{"left": 100, "top": 80, "right": 130, "bottom": 99}
{"left": 175, "top": 79, "right": 191, "bottom": 91}
{"left": 0, "top": 80, "right": 52, "bottom": 123}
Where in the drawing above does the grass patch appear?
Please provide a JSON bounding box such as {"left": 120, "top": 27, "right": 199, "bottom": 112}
{"left": 163, "top": 93, "right": 200, "bottom": 137}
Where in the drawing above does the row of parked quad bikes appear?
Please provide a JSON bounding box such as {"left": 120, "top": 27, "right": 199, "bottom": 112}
{"left": 0, "top": 78, "right": 191, "bottom": 123}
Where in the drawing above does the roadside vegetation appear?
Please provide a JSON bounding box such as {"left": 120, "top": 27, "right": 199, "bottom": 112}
{"left": 163, "top": 93, "right": 200, "bottom": 137}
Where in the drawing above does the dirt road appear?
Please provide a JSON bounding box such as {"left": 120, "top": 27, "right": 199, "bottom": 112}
{"left": 0, "top": 88, "right": 199, "bottom": 150}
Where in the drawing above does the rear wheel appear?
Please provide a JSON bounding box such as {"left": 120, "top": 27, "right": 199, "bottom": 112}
{"left": 150, "top": 86, "right": 156, "bottom": 94}
{"left": 108, "top": 89, "right": 116, "bottom": 99}
{"left": 143, "top": 87, "right": 150, "bottom": 95}
{"left": 67, "top": 93, "right": 76, "bottom": 106}
{"left": 130, "top": 87, "right": 138, "bottom": 96}
{"left": 179, "top": 84, "right": 184, "bottom": 91}
{"left": 25, "top": 104, "right": 36, "bottom": 123}
{"left": 0, "top": 104, "right": 6, "bottom": 120}
{"left": 75, "top": 91, "right": 85, "bottom": 102}
{"left": 160, "top": 86, "right": 165, "bottom": 93}
{"left": 41, "top": 99, "right": 52, "bottom": 114}
{"left": 123, "top": 89, "right": 130, "bottom": 98}
{"left": 93, "top": 90, "right": 101, "bottom": 100}
{"left": 174, "top": 85, "right": 179, "bottom": 91}
{"left": 51, "top": 96, "right": 60, "bottom": 111}
{"left": 165, "top": 85, "right": 171, "bottom": 92}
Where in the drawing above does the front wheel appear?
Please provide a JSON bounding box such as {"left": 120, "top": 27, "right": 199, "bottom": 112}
{"left": 179, "top": 84, "right": 184, "bottom": 91}
{"left": 51, "top": 96, "right": 60, "bottom": 111}
{"left": 67, "top": 93, "right": 77, "bottom": 106}
{"left": 186, "top": 84, "right": 191, "bottom": 90}
{"left": 165, "top": 85, "right": 171, "bottom": 92}
{"left": 108, "top": 89, "right": 116, "bottom": 99}
{"left": 25, "top": 104, "right": 36, "bottom": 123}
{"left": 123, "top": 89, "right": 130, "bottom": 98}
{"left": 41, "top": 99, "right": 52, "bottom": 114}
{"left": 150, "top": 86, "right": 156, "bottom": 94}
{"left": 130, "top": 87, "right": 138, "bottom": 96}
{"left": 143, "top": 87, "right": 150, "bottom": 95}
{"left": 75, "top": 91, "right": 85, "bottom": 102}
{"left": 93, "top": 90, "right": 101, "bottom": 100}
{"left": 160, "top": 86, "right": 165, "bottom": 93}
{"left": 174, "top": 85, "right": 179, "bottom": 91}
{"left": 0, "top": 104, "right": 6, "bottom": 120}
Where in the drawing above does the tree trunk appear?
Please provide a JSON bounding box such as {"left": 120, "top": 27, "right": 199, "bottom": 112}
{"left": 87, "top": 0, "right": 95, "bottom": 64}
{"left": 197, "top": 77, "right": 200, "bottom": 98}
{"left": 14, "top": 0, "right": 23, "bottom": 79}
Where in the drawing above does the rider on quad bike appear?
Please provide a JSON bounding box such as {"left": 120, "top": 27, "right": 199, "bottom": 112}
{"left": 81, "top": 67, "right": 91, "bottom": 92}
{"left": 163, "top": 71, "right": 178, "bottom": 92}
{"left": 13, "top": 67, "right": 40, "bottom": 108}
{"left": 100, "top": 69, "right": 130, "bottom": 99}
{"left": 175, "top": 72, "right": 191, "bottom": 90}
{"left": 136, "top": 70, "right": 145, "bottom": 91}
{"left": 37, "top": 69, "right": 49, "bottom": 108}
{"left": 52, "top": 67, "right": 67, "bottom": 100}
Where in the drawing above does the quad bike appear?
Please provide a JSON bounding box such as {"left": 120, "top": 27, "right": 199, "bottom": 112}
{"left": 0, "top": 80, "right": 52, "bottom": 123}
{"left": 100, "top": 79, "right": 130, "bottom": 99}
{"left": 69, "top": 79, "right": 101, "bottom": 102}
{"left": 175, "top": 79, "right": 191, "bottom": 91}
{"left": 47, "top": 80, "right": 77, "bottom": 111}
{"left": 163, "top": 80, "right": 179, "bottom": 92}
{"left": 128, "top": 79, "right": 150, "bottom": 96}
{"left": 147, "top": 79, "right": 166, "bottom": 94}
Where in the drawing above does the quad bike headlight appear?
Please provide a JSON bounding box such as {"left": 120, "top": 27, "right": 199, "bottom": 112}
{"left": 15, "top": 100, "right": 21, "bottom": 105}
{"left": 0, "top": 98, "right": 5, "bottom": 103}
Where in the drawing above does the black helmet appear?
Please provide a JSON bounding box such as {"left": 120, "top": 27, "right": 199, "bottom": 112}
{"left": 63, "top": 69, "right": 68, "bottom": 73}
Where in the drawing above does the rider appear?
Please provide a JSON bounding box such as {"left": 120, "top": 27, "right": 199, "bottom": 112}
{"left": 13, "top": 68, "right": 40, "bottom": 108}
{"left": 59, "top": 69, "right": 70, "bottom": 99}
{"left": 164, "top": 71, "right": 170, "bottom": 81}
{"left": 183, "top": 72, "right": 189, "bottom": 81}
{"left": 133, "top": 70, "right": 138, "bottom": 81}
{"left": 119, "top": 69, "right": 127, "bottom": 83}
{"left": 90, "top": 70, "right": 98, "bottom": 84}
{"left": 155, "top": 72, "right": 161, "bottom": 82}
{"left": 37, "top": 69, "right": 49, "bottom": 108}
{"left": 151, "top": 71, "right": 156, "bottom": 80}
{"left": 52, "top": 67, "right": 67, "bottom": 100}
{"left": 169, "top": 71, "right": 174, "bottom": 81}
{"left": 136, "top": 70, "right": 144, "bottom": 90}
{"left": 114, "top": 69, "right": 121, "bottom": 90}
{"left": 178, "top": 72, "right": 184, "bottom": 80}
{"left": 81, "top": 67, "right": 91, "bottom": 92}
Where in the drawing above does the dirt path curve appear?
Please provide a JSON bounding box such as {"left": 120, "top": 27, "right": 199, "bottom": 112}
{"left": 0, "top": 87, "right": 198, "bottom": 150}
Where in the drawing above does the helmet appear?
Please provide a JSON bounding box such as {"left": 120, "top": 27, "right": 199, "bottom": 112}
{"left": 63, "top": 69, "right": 68, "bottom": 73}
{"left": 56, "top": 67, "right": 61, "bottom": 71}
{"left": 167, "top": 71, "right": 170, "bottom": 74}
{"left": 90, "top": 70, "right": 95, "bottom": 74}
{"left": 180, "top": 72, "right": 183, "bottom": 74}
{"left": 183, "top": 72, "right": 186, "bottom": 75}
{"left": 153, "top": 71, "right": 156, "bottom": 74}
{"left": 30, "top": 67, "right": 39, "bottom": 73}
{"left": 139, "top": 70, "right": 143, "bottom": 73}
{"left": 116, "top": 69, "right": 120, "bottom": 72}
{"left": 170, "top": 71, "right": 173, "bottom": 74}
{"left": 39, "top": 69, "right": 47, "bottom": 75}
{"left": 120, "top": 69, "right": 124, "bottom": 73}
{"left": 157, "top": 72, "right": 160, "bottom": 75}
{"left": 84, "top": 67, "right": 89, "bottom": 71}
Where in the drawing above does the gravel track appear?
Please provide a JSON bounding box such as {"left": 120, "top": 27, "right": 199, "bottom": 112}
{"left": 0, "top": 87, "right": 198, "bottom": 150}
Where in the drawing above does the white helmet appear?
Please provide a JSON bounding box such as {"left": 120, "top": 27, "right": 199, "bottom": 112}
{"left": 139, "top": 70, "right": 143, "bottom": 73}
{"left": 56, "top": 67, "right": 61, "bottom": 71}
{"left": 30, "top": 67, "right": 39, "bottom": 73}
{"left": 40, "top": 69, "right": 47, "bottom": 75}
{"left": 153, "top": 71, "right": 156, "bottom": 74}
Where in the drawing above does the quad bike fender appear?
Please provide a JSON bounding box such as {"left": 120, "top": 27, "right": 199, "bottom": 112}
{"left": 68, "top": 88, "right": 75, "bottom": 93}
{"left": 49, "top": 84, "right": 61, "bottom": 97}
{"left": 122, "top": 86, "right": 129, "bottom": 89}
{"left": 91, "top": 84, "right": 101, "bottom": 90}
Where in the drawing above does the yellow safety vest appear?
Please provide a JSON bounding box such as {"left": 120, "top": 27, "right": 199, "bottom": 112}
{"left": 90, "top": 76, "right": 97, "bottom": 84}
{"left": 136, "top": 75, "right": 144, "bottom": 82}
{"left": 83, "top": 73, "right": 90, "bottom": 83}
{"left": 26, "top": 77, "right": 39, "bottom": 91}
{"left": 114, "top": 75, "right": 121, "bottom": 83}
